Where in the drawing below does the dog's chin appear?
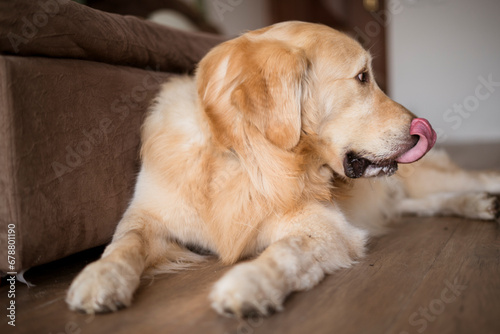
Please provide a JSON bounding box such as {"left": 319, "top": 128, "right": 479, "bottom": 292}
{"left": 342, "top": 152, "right": 398, "bottom": 179}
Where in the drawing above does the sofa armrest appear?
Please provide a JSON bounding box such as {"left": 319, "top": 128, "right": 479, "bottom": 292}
{"left": 0, "top": 55, "right": 172, "bottom": 272}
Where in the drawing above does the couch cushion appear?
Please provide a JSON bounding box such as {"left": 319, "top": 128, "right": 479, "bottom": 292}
{"left": 0, "top": 0, "right": 225, "bottom": 72}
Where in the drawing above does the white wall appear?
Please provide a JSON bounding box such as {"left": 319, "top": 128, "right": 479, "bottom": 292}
{"left": 388, "top": 0, "right": 500, "bottom": 144}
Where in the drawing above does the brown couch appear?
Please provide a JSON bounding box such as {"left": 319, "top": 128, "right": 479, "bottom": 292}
{"left": 0, "top": 0, "right": 225, "bottom": 273}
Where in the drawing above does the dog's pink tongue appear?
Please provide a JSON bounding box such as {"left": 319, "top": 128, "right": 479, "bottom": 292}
{"left": 396, "top": 118, "right": 437, "bottom": 164}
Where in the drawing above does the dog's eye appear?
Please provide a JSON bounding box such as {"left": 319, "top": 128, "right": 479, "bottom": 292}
{"left": 356, "top": 71, "right": 369, "bottom": 83}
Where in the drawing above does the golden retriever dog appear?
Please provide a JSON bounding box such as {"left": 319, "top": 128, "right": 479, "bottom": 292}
{"left": 66, "top": 21, "right": 500, "bottom": 317}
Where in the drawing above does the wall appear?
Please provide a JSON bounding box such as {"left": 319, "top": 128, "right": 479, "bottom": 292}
{"left": 387, "top": 0, "right": 500, "bottom": 143}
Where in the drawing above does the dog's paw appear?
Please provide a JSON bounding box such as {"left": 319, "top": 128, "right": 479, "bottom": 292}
{"left": 464, "top": 192, "right": 499, "bottom": 221}
{"left": 210, "top": 262, "right": 285, "bottom": 318}
{"left": 66, "top": 260, "right": 140, "bottom": 314}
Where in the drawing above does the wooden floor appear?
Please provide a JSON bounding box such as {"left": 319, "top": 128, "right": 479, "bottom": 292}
{"left": 2, "top": 144, "right": 500, "bottom": 334}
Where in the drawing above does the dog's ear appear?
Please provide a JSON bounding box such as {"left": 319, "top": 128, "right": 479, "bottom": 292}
{"left": 230, "top": 40, "right": 308, "bottom": 150}
{"left": 198, "top": 38, "right": 308, "bottom": 150}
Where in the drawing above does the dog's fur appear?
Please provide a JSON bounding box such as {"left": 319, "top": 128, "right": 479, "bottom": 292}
{"left": 66, "top": 22, "right": 500, "bottom": 317}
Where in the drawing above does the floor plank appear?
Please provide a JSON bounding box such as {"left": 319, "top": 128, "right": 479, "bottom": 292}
{"left": 389, "top": 218, "right": 500, "bottom": 334}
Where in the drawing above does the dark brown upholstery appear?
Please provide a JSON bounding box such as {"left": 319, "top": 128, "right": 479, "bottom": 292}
{"left": 0, "top": 0, "right": 225, "bottom": 72}
{"left": 0, "top": 0, "right": 225, "bottom": 272}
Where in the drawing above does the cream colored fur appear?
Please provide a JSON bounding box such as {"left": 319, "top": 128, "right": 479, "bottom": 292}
{"left": 66, "top": 22, "right": 500, "bottom": 317}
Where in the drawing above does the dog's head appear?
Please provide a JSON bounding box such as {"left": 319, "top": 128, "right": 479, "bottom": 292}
{"left": 196, "top": 21, "right": 436, "bottom": 179}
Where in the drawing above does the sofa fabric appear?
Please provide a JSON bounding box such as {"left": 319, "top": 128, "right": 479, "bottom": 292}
{"left": 0, "top": 0, "right": 225, "bottom": 272}
{"left": 0, "top": 0, "right": 225, "bottom": 72}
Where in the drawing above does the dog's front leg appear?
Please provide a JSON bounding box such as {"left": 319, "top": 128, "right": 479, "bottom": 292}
{"left": 66, "top": 210, "right": 154, "bottom": 313}
{"left": 210, "top": 203, "right": 368, "bottom": 317}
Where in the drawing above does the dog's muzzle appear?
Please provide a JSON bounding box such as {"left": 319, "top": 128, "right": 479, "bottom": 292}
{"left": 343, "top": 118, "right": 437, "bottom": 179}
